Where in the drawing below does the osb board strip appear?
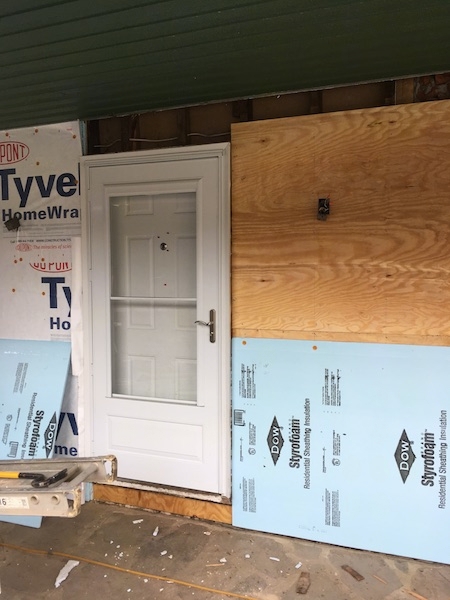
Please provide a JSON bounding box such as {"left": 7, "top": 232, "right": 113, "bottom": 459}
{"left": 231, "top": 100, "right": 450, "bottom": 343}
{"left": 93, "top": 484, "right": 232, "bottom": 524}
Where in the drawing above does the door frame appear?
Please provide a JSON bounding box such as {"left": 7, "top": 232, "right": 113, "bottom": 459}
{"left": 81, "top": 143, "right": 231, "bottom": 497}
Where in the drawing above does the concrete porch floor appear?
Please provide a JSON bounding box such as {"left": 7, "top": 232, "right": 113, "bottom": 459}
{"left": 0, "top": 501, "right": 448, "bottom": 600}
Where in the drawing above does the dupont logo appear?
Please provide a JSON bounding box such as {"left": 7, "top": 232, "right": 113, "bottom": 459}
{"left": 30, "top": 261, "right": 71, "bottom": 273}
{"left": 394, "top": 429, "right": 416, "bottom": 483}
{"left": 267, "top": 416, "right": 284, "bottom": 465}
{"left": 0, "top": 141, "right": 29, "bottom": 164}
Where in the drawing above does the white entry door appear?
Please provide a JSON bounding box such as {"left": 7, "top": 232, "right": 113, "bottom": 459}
{"left": 82, "top": 145, "right": 230, "bottom": 495}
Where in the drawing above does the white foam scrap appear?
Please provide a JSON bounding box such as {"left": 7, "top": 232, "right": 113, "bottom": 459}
{"left": 269, "top": 557, "right": 280, "bottom": 562}
{"left": 295, "top": 562, "right": 302, "bottom": 569}
{"left": 54, "top": 560, "right": 80, "bottom": 588}
{"left": 219, "top": 558, "right": 227, "bottom": 563}
{"left": 168, "top": 555, "right": 173, "bottom": 559}
{"left": 161, "top": 550, "right": 168, "bottom": 556}
{"left": 245, "top": 554, "right": 251, "bottom": 559}
{"left": 153, "top": 526, "right": 159, "bottom": 536}
{"left": 203, "top": 531, "right": 211, "bottom": 536}
{"left": 133, "top": 519, "right": 144, "bottom": 524}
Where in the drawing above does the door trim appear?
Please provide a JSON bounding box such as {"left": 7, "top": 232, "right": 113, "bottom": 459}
{"left": 81, "top": 143, "right": 231, "bottom": 497}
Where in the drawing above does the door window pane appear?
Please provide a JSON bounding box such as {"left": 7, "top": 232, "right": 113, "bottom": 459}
{"left": 110, "top": 193, "right": 197, "bottom": 402}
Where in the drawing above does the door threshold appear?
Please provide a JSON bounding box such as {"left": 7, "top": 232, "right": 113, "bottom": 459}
{"left": 104, "top": 478, "right": 230, "bottom": 503}
{"left": 93, "top": 480, "right": 232, "bottom": 524}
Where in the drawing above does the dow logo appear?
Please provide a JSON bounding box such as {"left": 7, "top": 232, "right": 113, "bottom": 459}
{"left": 44, "top": 412, "right": 58, "bottom": 458}
{"left": 394, "top": 429, "right": 416, "bottom": 483}
{"left": 267, "top": 416, "right": 284, "bottom": 465}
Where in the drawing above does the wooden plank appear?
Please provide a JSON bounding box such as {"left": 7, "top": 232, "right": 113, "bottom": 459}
{"left": 93, "top": 484, "right": 232, "bottom": 524}
{"left": 231, "top": 100, "right": 450, "bottom": 345}
{"left": 322, "top": 82, "right": 394, "bottom": 112}
{"left": 233, "top": 227, "right": 450, "bottom": 271}
{"left": 252, "top": 92, "right": 310, "bottom": 120}
{"left": 231, "top": 329, "right": 450, "bottom": 347}
{"left": 395, "top": 78, "right": 416, "bottom": 104}
{"left": 233, "top": 266, "right": 450, "bottom": 336}
{"left": 341, "top": 564, "right": 365, "bottom": 581}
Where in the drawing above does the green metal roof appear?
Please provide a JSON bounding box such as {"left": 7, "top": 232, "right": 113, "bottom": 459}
{"left": 1, "top": 0, "right": 450, "bottom": 129}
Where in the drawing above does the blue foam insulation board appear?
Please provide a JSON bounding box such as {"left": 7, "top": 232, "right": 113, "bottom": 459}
{"left": 0, "top": 339, "right": 71, "bottom": 527}
{"left": 232, "top": 338, "right": 450, "bottom": 564}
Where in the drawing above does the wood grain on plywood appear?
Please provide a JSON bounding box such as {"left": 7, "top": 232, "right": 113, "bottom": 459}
{"left": 231, "top": 100, "right": 450, "bottom": 344}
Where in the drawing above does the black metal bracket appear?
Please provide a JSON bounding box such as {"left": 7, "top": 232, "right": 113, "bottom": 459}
{"left": 4, "top": 216, "right": 21, "bottom": 231}
{"left": 317, "top": 198, "right": 330, "bottom": 221}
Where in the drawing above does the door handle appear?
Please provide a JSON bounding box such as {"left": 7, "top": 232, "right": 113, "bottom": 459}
{"left": 195, "top": 309, "right": 216, "bottom": 343}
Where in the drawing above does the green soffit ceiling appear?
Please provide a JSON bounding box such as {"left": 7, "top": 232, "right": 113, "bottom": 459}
{"left": 1, "top": 0, "right": 450, "bottom": 129}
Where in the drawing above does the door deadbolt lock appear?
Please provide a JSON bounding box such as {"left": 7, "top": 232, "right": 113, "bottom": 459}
{"left": 195, "top": 309, "right": 216, "bottom": 343}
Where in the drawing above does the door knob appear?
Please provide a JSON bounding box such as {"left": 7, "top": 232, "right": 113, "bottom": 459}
{"left": 195, "top": 309, "right": 216, "bottom": 343}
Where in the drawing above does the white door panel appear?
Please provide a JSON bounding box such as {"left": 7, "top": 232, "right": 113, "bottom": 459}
{"left": 82, "top": 145, "right": 230, "bottom": 494}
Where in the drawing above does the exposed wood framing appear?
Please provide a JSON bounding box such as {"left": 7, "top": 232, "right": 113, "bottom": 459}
{"left": 395, "top": 78, "right": 416, "bottom": 104}
{"left": 93, "top": 485, "right": 232, "bottom": 524}
{"left": 232, "top": 99, "right": 253, "bottom": 122}
{"left": 309, "top": 90, "right": 323, "bottom": 114}
{"left": 90, "top": 82, "right": 396, "bottom": 154}
{"left": 177, "top": 108, "right": 190, "bottom": 146}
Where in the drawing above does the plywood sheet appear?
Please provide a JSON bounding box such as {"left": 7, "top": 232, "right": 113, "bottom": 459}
{"left": 231, "top": 101, "right": 450, "bottom": 344}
